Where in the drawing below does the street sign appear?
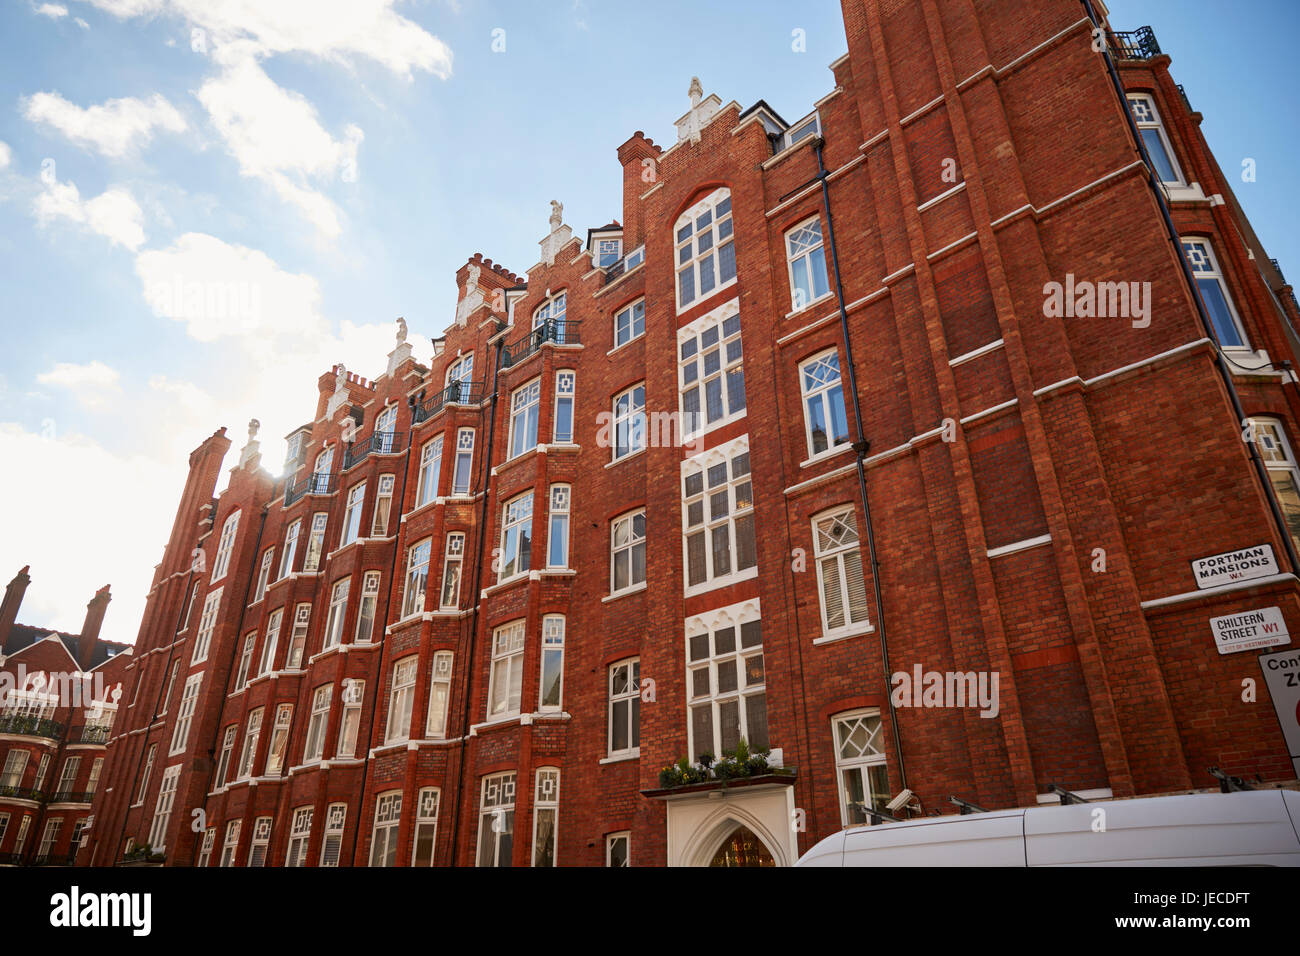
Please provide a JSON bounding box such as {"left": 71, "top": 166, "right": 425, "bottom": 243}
{"left": 1191, "top": 544, "right": 1278, "bottom": 590}
{"left": 1209, "top": 606, "right": 1290, "bottom": 654}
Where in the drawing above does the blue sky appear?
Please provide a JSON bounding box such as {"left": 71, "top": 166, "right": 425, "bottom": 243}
{"left": 0, "top": 0, "right": 1295, "bottom": 646}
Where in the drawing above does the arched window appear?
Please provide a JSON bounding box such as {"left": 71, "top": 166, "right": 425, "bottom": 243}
{"left": 210, "top": 510, "right": 240, "bottom": 582}
{"left": 674, "top": 188, "right": 736, "bottom": 310}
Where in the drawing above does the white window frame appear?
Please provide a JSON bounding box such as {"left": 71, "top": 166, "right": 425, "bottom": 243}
{"left": 785, "top": 215, "right": 832, "bottom": 312}
{"left": 446, "top": 352, "right": 474, "bottom": 388}
{"left": 285, "top": 806, "right": 312, "bottom": 867}
{"left": 248, "top": 816, "right": 271, "bottom": 867}
{"left": 385, "top": 657, "right": 417, "bottom": 745}
{"left": 610, "top": 508, "right": 646, "bottom": 595}
{"left": 799, "top": 348, "right": 851, "bottom": 459}
{"left": 371, "top": 474, "right": 395, "bottom": 537}
{"left": 1127, "top": 93, "right": 1185, "bottom": 186}
{"left": 611, "top": 383, "right": 646, "bottom": 461}
{"left": 303, "top": 684, "right": 332, "bottom": 763}
{"left": 320, "top": 802, "right": 347, "bottom": 867}
{"left": 476, "top": 771, "right": 515, "bottom": 867}
{"left": 412, "top": 787, "right": 440, "bottom": 866}
{"left": 402, "top": 538, "right": 431, "bottom": 619}
{"left": 132, "top": 744, "right": 155, "bottom": 806}
{"left": 191, "top": 588, "right": 222, "bottom": 664}
{"left": 265, "top": 704, "right": 292, "bottom": 775}
{"left": 233, "top": 632, "right": 255, "bottom": 690}
{"left": 426, "top": 651, "right": 453, "bottom": 738}
{"left": 340, "top": 481, "right": 366, "bottom": 547}
{"left": 498, "top": 492, "right": 533, "bottom": 582}
{"left": 252, "top": 547, "right": 274, "bottom": 603}
{"left": 219, "top": 818, "right": 241, "bottom": 867}
{"left": 553, "top": 369, "right": 576, "bottom": 443}
{"left": 1181, "top": 237, "right": 1250, "bottom": 350}
{"left": 678, "top": 302, "right": 745, "bottom": 438}
{"left": 606, "top": 831, "right": 630, "bottom": 867}
{"left": 214, "top": 724, "right": 236, "bottom": 788}
{"left": 812, "top": 506, "right": 873, "bottom": 638}
{"left": 303, "top": 512, "right": 328, "bottom": 572}
{"left": 237, "top": 707, "right": 262, "bottom": 780}
{"left": 487, "top": 620, "right": 525, "bottom": 719}
{"left": 532, "top": 290, "right": 566, "bottom": 334}
{"left": 370, "top": 792, "right": 402, "bottom": 867}
{"left": 614, "top": 298, "right": 645, "bottom": 349}
{"left": 354, "top": 571, "right": 380, "bottom": 644}
{"left": 322, "top": 576, "right": 350, "bottom": 651}
{"left": 531, "top": 767, "right": 560, "bottom": 867}
{"left": 681, "top": 439, "right": 756, "bottom": 594}
{"left": 608, "top": 657, "right": 641, "bottom": 759}
{"left": 452, "top": 428, "right": 475, "bottom": 495}
{"left": 211, "top": 510, "right": 241, "bottom": 583}
{"left": 148, "top": 764, "right": 180, "bottom": 850}
{"left": 337, "top": 679, "right": 364, "bottom": 758}
{"left": 674, "top": 188, "right": 736, "bottom": 311}
{"left": 259, "top": 608, "right": 282, "bottom": 675}
{"left": 286, "top": 604, "right": 310, "bottom": 670}
{"left": 417, "top": 435, "right": 444, "bottom": 507}
{"left": 539, "top": 615, "right": 565, "bottom": 713}
{"left": 169, "top": 673, "right": 202, "bottom": 755}
{"left": 832, "top": 709, "right": 890, "bottom": 826}
{"left": 439, "top": 533, "right": 465, "bottom": 609}
{"left": 547, "top": 484, "right": 571, "bottom": 569}
{"left": 685, "top": 601, "right": 768, "bottom": 761}
{"left": 509, "top": 378, "right": 541, "bottom": 459}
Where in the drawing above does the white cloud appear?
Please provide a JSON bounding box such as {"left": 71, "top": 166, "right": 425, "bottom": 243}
{"left": 34, "top": 180, "right": 147, "bottom": 250}
{"left": 83, "top": 0, "right": 452, "bottom": 78}
{"left": 136, "top": 231, "right": 327, "bottom": 348}
{"left": 0, "top": 141, "right": 11, "bottom": 169}
{"left": 197, "top": 56, "right": 361, "bottom": 237}
{"left": 34, "top": 3, "right": 68, "bottom": 18}
{"left": 38, "top": 360, "right": 121, "bottom": 390}
{"left": 74, "top": 16, "right": 89, "bottom": 28}
{"left": 23, "top": 91, "right": 187, "bottom": 158}
{"left": 0, "top": 423, "right": 182, "bottom": 646}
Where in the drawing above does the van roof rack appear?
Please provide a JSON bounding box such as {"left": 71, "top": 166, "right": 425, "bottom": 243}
{"left": 1208, "top": 766, "right": 1255, "bottom": 792}
{"left": 1047, "top": 783, "right": 1090, "bottom": 804}
{"left": 948, "top": 795, "right": 988, "bottom": 814}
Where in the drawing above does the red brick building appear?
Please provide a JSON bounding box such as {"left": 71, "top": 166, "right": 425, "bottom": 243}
{"left": 1, "top": 567, "right": 130, "bottom": 867}
{"left": 85, "top": 0, "right": 1300, "bottom": 868}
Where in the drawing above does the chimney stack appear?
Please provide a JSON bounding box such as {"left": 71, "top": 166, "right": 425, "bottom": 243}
{"left": 78, "top": 584, "right": 111, "bottom": 671}
{"left": 0, "top": 566, "right": 31, "bottom": 647}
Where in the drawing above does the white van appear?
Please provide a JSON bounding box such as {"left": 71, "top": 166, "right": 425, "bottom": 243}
{"left": 796, "top": 790, "right": 1300, "bottom": 866}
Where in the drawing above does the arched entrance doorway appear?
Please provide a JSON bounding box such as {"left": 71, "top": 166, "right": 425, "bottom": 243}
{"left": 707, "top": 825, "right": 777, "bottom": 867}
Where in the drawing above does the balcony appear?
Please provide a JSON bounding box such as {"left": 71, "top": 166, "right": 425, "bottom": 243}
{"left": 1110, "top": 26, "right": 1161, "bottom": 60}
{"left": 0, "top": 713, "right": 64, "bottom": 740}
{"left": 343, "top": 430, "right": 407, "bottom": 470}
{"left": 48, "top": 790, "right": 94, "bottom": 805}
{"left": 284, "top": 471, "right": 338, "bottom": 506}
{"left": 0, "top": 785, "right": 46, "bottom": 802}
{"left": 72, "top": 724, "right": 111, "bottom": 745}
{"left": 501, "top": 320, "right": 582, "bottom": 369}
{"left": 0, "top": 852, "right": 23, "bottom": 866}
{"left": 413, "top": 379, "right": 486, "bottom": 425}
{"left": 32, "top": 851, "right": 80, "bottom": 866}
{"left": 603, "top": 245, "right": 644, "bottom": 284}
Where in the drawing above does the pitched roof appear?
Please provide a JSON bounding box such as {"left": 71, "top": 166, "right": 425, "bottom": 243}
{"left": 3, "top": 623, "right": 131, "bottom": 669}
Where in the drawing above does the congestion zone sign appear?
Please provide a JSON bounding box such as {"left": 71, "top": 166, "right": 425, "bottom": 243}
{"left": 1259, "top": 649, "right": 1300, "bottom": 777}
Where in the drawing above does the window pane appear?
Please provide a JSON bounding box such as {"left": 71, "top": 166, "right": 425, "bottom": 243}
{"left": 1197, "top": 278, "right": 1245, "bottom": 348}
{"left": 1140, "top": 128, "right": 1178, "bottom": 183}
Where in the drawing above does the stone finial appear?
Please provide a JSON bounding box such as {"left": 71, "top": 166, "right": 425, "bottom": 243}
{"left": 335, "top": 365, "right": 347, "bottom": 392}
{"left": 689, "top": 76, "right": 703, "bottom": 107}
{"left": 549, "top": 200, "right": 563, "bottom": 231}
{"left": 247, "top": 418, "right": 260, "bottom": 442}
{"left": 396, "top": 316, "right": 408, "bottom": 346}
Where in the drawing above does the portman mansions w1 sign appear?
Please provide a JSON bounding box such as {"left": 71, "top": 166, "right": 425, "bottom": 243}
{"left": 1210, "top": 607, "right": 1291, "bottom": 655}
{"left": 1191, "top": 544, "right": 1279, "bottom": 590}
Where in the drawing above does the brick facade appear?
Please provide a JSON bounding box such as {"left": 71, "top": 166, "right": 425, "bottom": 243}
{"left": 83, "top": 0, "right": 1300, "bottom": 868}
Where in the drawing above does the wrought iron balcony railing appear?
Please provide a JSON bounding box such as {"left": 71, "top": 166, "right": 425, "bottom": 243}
{"left": 48, "top": 790, "right": 94, "bottom": 805}
{"left": 284, "top": 471, "right": 338, "bottom": 506}
{"left": 343, "top": 430, "right": 407, "bottom": 470}
{"left": 0, "top": 713, "right": 64, "bottom": 740}
{"left": 0, "top": 785, "right": 46, "bottom": 802}
{"left": 412, "top": 379, "right": 486, "bottom": 425}
{"left": 1110, "top": 26, "right": 1161, "bottom": 60}
{"left": 604, "top": 245, "right": 645, "bottom": 284}
{"left": 0, "top": 852, "right": 23, "bottom": 866}
{"left": 32, "top": 851, "right": 80, "bottom": 866}
{"left": 501, "top": 320, "right": 582, "bottom": 368}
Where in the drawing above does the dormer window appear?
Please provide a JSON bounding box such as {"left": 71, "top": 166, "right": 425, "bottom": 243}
{"left": 595, "top": 238, "right": 622, "bottom": 268}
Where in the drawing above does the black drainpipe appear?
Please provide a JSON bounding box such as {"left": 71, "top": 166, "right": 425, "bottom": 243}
{"left": 447, "top": 333, "right": 505, "bottom": 864}
{"left": 811, "top": 136, "right": 908, "bottom": 792}
{"left": 1081, "top": 1, "right": 1300, "bottom": 575}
